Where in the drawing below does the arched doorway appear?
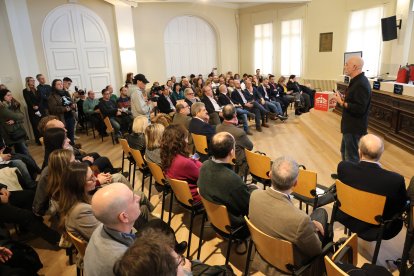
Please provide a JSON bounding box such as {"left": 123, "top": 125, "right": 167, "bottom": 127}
{"left": 42, "top": 4, "right": 115, "bottom": 93}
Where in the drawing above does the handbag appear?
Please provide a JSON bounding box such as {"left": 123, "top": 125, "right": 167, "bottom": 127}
{"left": 0, "top": 239, "right": 43, "bottom": 275}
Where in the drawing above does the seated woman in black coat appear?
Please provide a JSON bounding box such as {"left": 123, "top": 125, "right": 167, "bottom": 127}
{"left": 125, "top": 116, "right": 148, "bottom": 156}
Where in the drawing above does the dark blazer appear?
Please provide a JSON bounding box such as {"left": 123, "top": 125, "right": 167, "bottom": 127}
{"left": 23, "top": 89, "right": 41, "bottom": 115}
{"left": 201, "top": 95, "right": 219, "bottom": 114}
{"left": 189, "top": 117, "right": 216, "bottom": 142}
{"left": 217, "top": 93, "right": 234, "bottom": 107}
{"left": 98, "top": 99, "right": 118, "bottom": 118}
{"left": 157, "top": 94, "right": 176, "bottom": 114}
{"left": 257, "top": 85, "right": 271, "bottom": 101}
{"left": 337, "top": 160, "right": 407, "bottom": 240}
{"left": 243, "top": 88, "right": 261, "bottom": 102}
{"left": 231, "top": 89, "right": 249, "bottom": 107}
{"left": 340, "top": 72, "right": 371, "bottom": 135}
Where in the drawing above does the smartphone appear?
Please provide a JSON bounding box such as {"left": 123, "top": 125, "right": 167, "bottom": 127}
{"left": 191, "top": 153, "right": 200, "bottom": 160}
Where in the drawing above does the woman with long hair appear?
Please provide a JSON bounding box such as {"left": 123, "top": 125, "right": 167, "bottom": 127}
{"left": 160, "top": 124, "right": 201, "bottom": 203}
{"left": 42, "top": 127, "right": 70, "bottom": 169}
{"left": 0, "top": 89, "right": 30, "bottom": 155}
{"left": 144, "top": 123, "right": 165, "bottom": 165}
{"left": 33, "top": 149, "right": 74, "bottom": 217}
{"left": 23, "top": 76, "right": 43, "bottom": 145}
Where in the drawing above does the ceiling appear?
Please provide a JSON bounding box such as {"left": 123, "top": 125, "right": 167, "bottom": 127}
{"left": 119, "top": 0, "right": 311, "bottom": 9}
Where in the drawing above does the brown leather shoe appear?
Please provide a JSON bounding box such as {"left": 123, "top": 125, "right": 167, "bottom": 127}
{"left": 261, "top": 123, "right": 269, "bottom": 128}
{"left": 256, "top": 127, "right": 263, "bottom": 132}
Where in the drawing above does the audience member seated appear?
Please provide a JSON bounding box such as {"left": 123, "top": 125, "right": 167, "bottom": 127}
{"left": 116, "top": 86, "right": 131, "bottom": 111}
{"left": 231, "top": 79, "right": 266, "bottom": 132}
{"left": 83, "top": 90, "right": 106, "bottom": 136}
{"left": 84, "top": 183, "right": 186, "bottom": 276}
{"left": 286, "top": 75, "right": 314, "bottom": 110}
{"left": 249, "top": 156, "right": 329, "bottom": 276}
{"left": 144, "top": 123, "right": 165, "bottom": 165}
{"left": 184, "top": 87, "right": 200, "bottom": 109}
{"left": 125, "top": 116, "right": 148, "bottom": 155}
{"left": 257, "top": 78, "right": 287, "bottom": 121}
{"left": 188, "top": 102, "right": 216, "bottom": 144}
{"left": 217, "top": 84, "right": 253, "bottom": 135}
{"left": 48, "top": 79, "right": 76, "bottom": 144}
{"left": 216, "top": 105, "right": 253, "bottom": 177}
{"left": 161, "top": 124, "right": 202, "bottom": 203}
{"left": 192, "top": 77, "right": 204, "bottom": 98}
{"left": 336, "top": 134, "right": 408, "bottom": 240}
{"left": 244, "top": 79, "right": 273, "bottom": 123}
{"left": 60, "top": 162, "right": 153, "bottom": 242}
{"left": 0, "top": 89, "right": 30, "bottom": 155}
{"left": 277, "top": 76, "right": 306, "bottom": 116}
{"left": 42, "top": 125, "right": 118, "bottom": 174}
{"left": 172, "top": 102, "right": 194, "bottom": 153}
{"left": 171, "top": 82, "right": 185, "bottom": 102}
{"left": 269, "top": 74, "right": 292, "bottom": 115}
{"left": 113, "top": 228, "right": 192, "bottom": 276}
{"left": 130, "top": 74, "right": 152, "bottom": 118}
{"left": 0, "top": 182, "right": 61, "bottom": 247}
{"left": 23, "top": 76, "right": 43, "bottom": 145}
{"left": 99, "top": 88, "right": 132, "bottom": 138}
{"left": 157, "top": 85, "right": 176, "bottom": 116}
{"left": 200, "top": 86, "right": 222, "bottom": 126}
{"left": 106, "top": 85, "right": 117, "bottom": 103}
{"left": 33, "top": 149, "right": 73, "bottom": 217}
{"left": 198, "top": 132, "right": 254, "bottom": 238}
{"left": 151, "top": 113, "right": 172, "bottom": 127}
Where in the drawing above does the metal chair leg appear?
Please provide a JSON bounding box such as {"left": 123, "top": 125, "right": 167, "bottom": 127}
{"left": 168, "top": 191, "right": 173, "bottom": 225}
{"left": 132, "top": 163, "right": 136, "bottom": 189}
{"left": 244, "top": 239, "right": 254, "bottom": 276}
{"left": 121, "top": 153, "right": 125, "bottom": 172}
{"left": 141, "top": 172, "right": 145, "bottom": 192}
{"left": 197, "top": 212, "right": 206, "bottom": 260}
{"left": 161, "top": 189, "right": 166, "bottom": 221}
{"left": 372, "top": 239, "right": 382, "bottom": 264}
{"left": 148, "top": 176, "right": 153, "bottom": 200}
{"left": 187, "top": 211, "right": 195, "bottom": 258}
{"left": 225, "top": 234, "right": 233, "bottom": 265}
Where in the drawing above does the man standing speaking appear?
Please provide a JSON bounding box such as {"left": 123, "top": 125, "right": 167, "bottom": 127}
{"left": 334, "top": 56, "right": 371, "bottom": 163}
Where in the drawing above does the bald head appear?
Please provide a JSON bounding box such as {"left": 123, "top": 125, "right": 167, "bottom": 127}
{"left": 46, "top": 119, "right": 65, "bottom": 130}
{"left": 210, "top": 132, "right": 235, "bottom": 159}
{"left": 345, "top": 56, "right": 364, "bottom": 77}
{"left": 358, "top": 134, "right": 384, "bottom": 161}
{"left": 92, "top": 183, "right": 139, "bottom": 229}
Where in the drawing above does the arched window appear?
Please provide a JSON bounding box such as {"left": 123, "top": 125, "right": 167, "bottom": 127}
{"left": 164, "top": 16, "right": 217, "bottom": 78}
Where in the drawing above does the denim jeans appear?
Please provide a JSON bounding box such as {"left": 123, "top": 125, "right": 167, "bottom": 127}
{"left": 340, "top": 133, "right": 362, "bottom": 163}
{"left": 236, "top": 107, "right": 249, "bottom": 132}
{"left": 64, "top": 116, "right": 76, "bottom": 144}
{"left": 12, "top": 142, "right": 29, "bottom": 156}
{"left": 264, "top": 101, "right": 283, "bottom": 115}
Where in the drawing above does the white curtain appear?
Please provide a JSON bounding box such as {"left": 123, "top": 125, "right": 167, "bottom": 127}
{"left": 346, "top": 7, "right": 383, "bottom": 77}
{"left": 280, "top": 19, "right": 302, "bottom": 76}
{"left": 254, "top": 23, "right": 273, "bottom": 75}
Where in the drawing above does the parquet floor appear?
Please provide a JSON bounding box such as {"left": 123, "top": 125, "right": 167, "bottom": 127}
{"left": 26, "top": 108, "right": 413, "bottom": 275}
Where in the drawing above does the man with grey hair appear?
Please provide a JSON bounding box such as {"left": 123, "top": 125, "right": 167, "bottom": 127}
{"left": 189, "top": 102, "right": 215, "bottom": 142}
{"left": 249, "top": 156, "right": 328, "bottom": 275}
{"left": 336, "top": 133, "right": 407, "bottom": 240}
{"left": 184, "top": 87, "right": 200, "bottom": 109}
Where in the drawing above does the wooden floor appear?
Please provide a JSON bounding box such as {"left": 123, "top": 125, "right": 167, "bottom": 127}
{"left": 26, "top": 109, "right": 414, "bottom": 275}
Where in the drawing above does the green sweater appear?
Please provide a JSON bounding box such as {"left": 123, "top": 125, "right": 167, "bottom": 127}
{"left": 197, "top": 160, "right": 250, "bottom": 226}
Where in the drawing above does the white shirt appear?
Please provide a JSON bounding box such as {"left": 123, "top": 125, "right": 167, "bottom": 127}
{"left": 207, "top": 95, "right": 221, "bottom": 112}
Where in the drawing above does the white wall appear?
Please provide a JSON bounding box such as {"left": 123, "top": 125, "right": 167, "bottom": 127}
{"left": 239, "top": 0, "right": 414, "bottom": 80}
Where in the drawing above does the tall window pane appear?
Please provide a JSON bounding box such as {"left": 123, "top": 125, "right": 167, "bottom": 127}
{"left": 254, "top": 23, "right": 273, "bottom": 74}
{"left": 346, "top": 7, "right": 383, "bottom": 77}
{"left": 281, "top": 19, "right": 302, "bottom": 76}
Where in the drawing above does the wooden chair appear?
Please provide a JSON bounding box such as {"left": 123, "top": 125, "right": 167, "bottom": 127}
{"left": 324, "top": 233, "right": 358, "bottom": 276}
{"left": 168, "top": 178, "right": 205, "bottom": 258}
{"left": 191, "top": 133, "right": 208, "bottom": 155}
{"left": 291, "top": 166, "right": 329, "bottom": 214}
{"left": 244, "top": 149, "right": 271, "bottom": 189}
{"left": 119, "top": 139, "right": 134, "bottom": 185}
{"left": 144, "top": 156, "right": 173, "bottom": 225}
{"left": 103, "top": 116, "right": 115, "bottom": 144}
{"left": 198, "top": 194, "right": 248, "bottom": 265}
{"left": 130, "top": 148, "right": 152, "bottom": 195}
{"left": 329, "top": 179, "right": 387, "bottom": 264}
{"left": 66, "top": 231, "right": 87, "bottom": 276}
{"left": 244, "top": 216, "right": 314, "bottom": 275}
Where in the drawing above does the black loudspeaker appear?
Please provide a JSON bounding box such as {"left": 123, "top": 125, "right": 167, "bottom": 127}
{"left": 381, "top": 15, "right": 397, "bottom": 41}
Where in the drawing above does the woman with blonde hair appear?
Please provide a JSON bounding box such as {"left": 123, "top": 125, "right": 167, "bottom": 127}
{"left": 23, "top": 76, "right": 43, "bottom": 145}
{"left": 144, "top": 123, "right": 165, "bottom": 165}
{"left": 125, "top": 116, "right": 148, "bottom": 154}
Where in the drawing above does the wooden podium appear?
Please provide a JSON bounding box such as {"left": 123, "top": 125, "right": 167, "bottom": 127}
{"left": 335, "top": 82, "right": 414, "bottom": 154}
